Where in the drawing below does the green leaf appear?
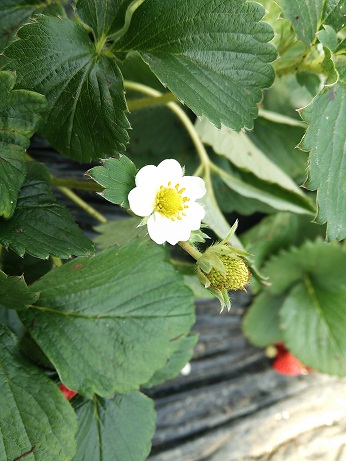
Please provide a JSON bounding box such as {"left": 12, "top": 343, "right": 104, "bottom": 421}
{"left": 196, "top": 117, "right": 305, "bottom": 195}
{"left": 4, "top": 15, "right": 129, "bottom": 162}
{"left": 241, "top": 212, "right": 326, "bottom": 270}
{"left": 0, "top": 162, "right": 95, "bottom": 258}
{"left": 0, "top": 0, "right": 66, "bottom": 53}
{"left": 216, "top": 166, "right": 314, "bottom": 215}
{"left": 74, "top": 392, "right": 155, "bottom": 461}
{"left": 94, "top": 217, "right": 148, "bottom": 250}
{"left": 0, "top": 269, "right": 38, "bottom": 311}
{"left": 261, "top": 241, "right": 346, "bottom": 375}
{"left": 264, "top": 241, "right": 346, "bottom": 295}
{"left": 242, "top": 292, "right": 284, "bottom": 347}
{"left": 88, "top": 155, "right": 136, "bottom": 207}
{"left": 0, "top": 325, "right": 77, "bottom": 461}
{"left": 281, "top": 282, "right": 346, "bottom": 376}
{"left": 0, "top": 71, "right": 47, "bottom": 219}
{"left": 76, "top": 0, "right": 141, "bottom": 40}
{"left": 296, "top": 71, "right": 322, "bottom": 97}
{"left": 119, "top": 52, "right": 165, "bottom": 91}
{"left": 276, "top": 0, "right": 324, "bottom": 45}
{"left": 258, "top": 0, "right": 298, "bottom": 59}
{"left": 0, "top": 306, "right": 23, "bottom": 335}
{"left": 203, "top": 188, "right": 243, "bottom": 248}
{"left": 249, "top": 113, "right": 307, "bottom": 182}
{"left": 115, "top": 0, "right": 276, "bottom": 131}
{"left": 143, "top": 334, "right": 198, "bottom": 388}
{"left": 322, "top": 0, "right": 346, "bottom": 32}
{"left": 212, "top": 169, "right": 274, "bottom": 216}
{"left": 316, "top": 24, "right": 338, "bottom": 52}
{"left": 320, "top": 45, "right": 339, "bottom": 86}
{"left": 299, "top": 82, "right": 346, "bottom": 240}
{"left": 20, "top": 239, "right": 195, "bottom": 397}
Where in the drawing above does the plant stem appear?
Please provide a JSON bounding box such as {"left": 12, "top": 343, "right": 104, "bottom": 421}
{"left": 178, "top": 241, "right": 202, "bottom": 260}
{"left": 51, "top": 177, "right": 103, "bottom": 192}
{"left": 25, "top": 154, "right": 108, "bottom": 223}
{"left": 124, "top": 80, "right": 211, "bottom": 173}
{"left": 51, "top": 256, "right": 63, "bottom": 267}
{"left": 274, "top": 54, "right": 325, "bottom": 78}
{"left": 57, "top": 186, "right": 108, "bottom": 224}
{"left": 127, "top": 93, "right": 178, "bottom": 111}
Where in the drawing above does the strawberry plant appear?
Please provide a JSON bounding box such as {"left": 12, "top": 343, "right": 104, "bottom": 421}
{"left": 0, "top": 1, "right": 346, "bottom": 460}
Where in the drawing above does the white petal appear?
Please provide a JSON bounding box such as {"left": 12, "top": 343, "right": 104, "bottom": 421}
{"left": 166, "top": 222, "right": 192, "bottom": 244}
{"left": 180, "top": 176, "right": 206, "bottom": 201}
{"left": 156, "top": 159, "right": 183, "bottom": 186}
{"left": 147, "top": 212, "right": 192, "bottom": 245}
{"left": 135, "top": 165, "right": 161, "bottom": 188}
{"left": 128, "top": 186, "right": 156, "bottom": 217}
{"left": 183, "top": 202, "right": 205, "bottom": 230}
{"left": 147, "top": 213, "right": 170, "bottom": 244}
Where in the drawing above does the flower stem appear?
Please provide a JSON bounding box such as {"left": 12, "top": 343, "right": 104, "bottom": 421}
{"left": 51, "top": 177, "right": 103, "bottom": 192}
{"left": 51, "top": 256, "right": 63, "bottom": 267}
{"left": 25, "top": 154, "right": 108, "bottom": 224}
{"left": 123, "top": 80, "right": 211, "bottom": 172}
{"left": 127, "top": 93, "right": 178, "bottom": 111}
{"left": 57, "top": 187, "right": 108, "bottom": 224}
{"left": 178, "top": 241, "right": 202, "bottom": 260}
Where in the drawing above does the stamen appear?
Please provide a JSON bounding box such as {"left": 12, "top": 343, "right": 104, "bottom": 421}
{"left": 177, "top": 216, "right": 182, "bottom": 220}
{"left": 178, "top": 188, "right": 186, "bottom": 194}
{"left": 155, "top": 185, "right": 186, "bottom": 219}
{"left": 168, "top": 181, "right": 172, "bottom": 186}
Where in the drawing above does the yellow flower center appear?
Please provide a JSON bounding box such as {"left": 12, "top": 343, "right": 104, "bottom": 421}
{"left": 155, "top": 182, "right": 190, "bottom": 220}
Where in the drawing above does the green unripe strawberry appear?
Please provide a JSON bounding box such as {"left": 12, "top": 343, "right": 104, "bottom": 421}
{"left": 203, "top": 255, "right": 250, "bottom": 291}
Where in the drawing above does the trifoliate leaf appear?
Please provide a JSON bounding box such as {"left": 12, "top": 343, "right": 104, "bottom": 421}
{"left": 276, "top": 0, "right": 324, "bottom": 45}
{"left": 88, "top": 155, "right": 136, "bottom": 208}
{"left": 0, "top": 0, "right": 66, "bottom": 53}
{"left": 74, "top": 392, "right": 155, "bottom": 461}
{"left": 0, "top": 325, "right": 78, "bottom": 461}
{"left": 115, "top": 0, "right": 276, "bottom": 131}
{"left": 20, "top": 239, "right": 195, "bottom": 397}
{"left": 0, "top": 71, "right": 47, "bottom": 219}
{"left": 0, "top": 270, "right": 38, "bottom": 311}
{"left": 4, "top": 15, "right": 129, "bottom": 162}
{"left": 0, "top": 162, "right": 94, "bottom": 258}
{"left": 299, "top": 82, "right": 346, "bottom": 240}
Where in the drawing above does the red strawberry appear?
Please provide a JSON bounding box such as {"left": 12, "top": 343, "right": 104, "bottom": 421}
{"left": 272, "top": 343, "right": 311, "bottom": 376}
{"left": 59, "top": 384, "right": 78, "bottom": 400}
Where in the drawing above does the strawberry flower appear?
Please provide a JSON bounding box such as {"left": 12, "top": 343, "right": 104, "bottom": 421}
{"left": 128, "top": 159, "right": 206, "bottom": 245}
